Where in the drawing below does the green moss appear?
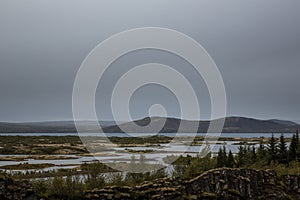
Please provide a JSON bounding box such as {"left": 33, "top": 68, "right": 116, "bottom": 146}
{"left": 227, "top": 189, "right": 242, "bottom": 197}
{"left": 282, "top": 193, "right": 294, "bottom": 200}
{"left": 1, "top": 163, "right": 55, "bottom": 170}
{"left": 201, "top": 192, "right": 218, "bottom": 199}
{"left": 278, "top": 180, "right": 286, "bottom": 187}
{"left": 183, "top": 195, "right": 198, "bottom": 200}
{"left": 276, "top": 184, "right": 285, "bottom": 191}
{"left": 114, "top": 192, "right": 131, "bottom": 198}
{"left": 258, "top": 195, "right": 266, "bottom": 200}
{"left": 151, "top": 194, "right": 162, "bottom": 199}
{"left": 240, "top": 176, "right": 250, "bottom": 182}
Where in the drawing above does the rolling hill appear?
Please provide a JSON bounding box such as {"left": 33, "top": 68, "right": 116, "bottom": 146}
{"left": 0, "top": 117, "right": 299, "bottom": 133}
{"left": 102, "top": 116, "right": 300, "bottom": 133}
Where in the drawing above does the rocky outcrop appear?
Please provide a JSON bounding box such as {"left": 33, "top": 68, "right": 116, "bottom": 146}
{"left": 0, "top": 173, "right": 36, "bottom": 200}
{"left": 84, "top": 168, "right": 300, "bottom": 200}
{"left": 186, "top": 168, "right": 281, "bottom": 199}
{"left": 281, "top": 174, "right": 300, "bottom": 198}
{"left": 1, "top": 168, "right": 299, "bottom": 200}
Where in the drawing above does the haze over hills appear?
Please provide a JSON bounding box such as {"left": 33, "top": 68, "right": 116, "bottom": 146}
{"left": 0, "top": 116, "right": 299, "bottom": 133}
{"left": 269, "top": 119, "right": 299, "bottom": 126}
{"left": 102, "top": 116, "right": 300, "bottom": 133}
{"left": 0, "top": 121, "right": 118, "bottom": 133}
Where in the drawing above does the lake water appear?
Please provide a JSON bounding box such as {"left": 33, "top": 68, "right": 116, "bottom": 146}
{"left": 0, "top": 132, "right": 294, "bottom": 174}
{"left": 0, "top": 132, "right": 295, "bottom": 138}
{"left": 0, "top": 140, "right": 290, "bottom": 174}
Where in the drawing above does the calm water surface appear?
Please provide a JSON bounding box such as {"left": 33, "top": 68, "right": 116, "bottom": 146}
{"left": 0, "top": 132, "right": 294, "bottom": 173}
{"left": 0, "top": 132, "right": 295, "bottom": 138}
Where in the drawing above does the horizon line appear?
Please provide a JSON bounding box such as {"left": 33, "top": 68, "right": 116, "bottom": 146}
{"left": 1, "top": 115, "right": 299, "bottom": 124}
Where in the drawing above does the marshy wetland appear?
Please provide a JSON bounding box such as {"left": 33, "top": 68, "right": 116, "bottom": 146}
{"left": 1, "top": 132, "right": 300, "bottom": 200}
{"left": 0, "top": 134, "right": 293, "bottom": 178}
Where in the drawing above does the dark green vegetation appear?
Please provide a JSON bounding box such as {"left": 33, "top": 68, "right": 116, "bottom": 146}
{"left": 0, "top": 173, "right": 35, "bottom": 200}
{"left": 1, "top": 130, "right": 300, "bottom": 199}
{"left": 0, "top": 136, "right": 87, "bottom": 154}
{"left": 0, "top": 135, "right": 290, "bottom": 155}
{"left": 3, "top": 167, "right": 300, "bottom": 200}
{"left": 4, "top": 162, "right": 116, "bottom": 180}
{"left": 83, "top": 168, "right": 300, "bottom": 200}
{"left": 163, "top": 131, "right": 300, "bottom": 180}
{"left": 1, "top": 116, "right": 299, "bottom": 133}
{"left": 31, "top": 162, "right": 168, "bottom": 200}
{"left": 0, "top": 163, "right": 55, "bottom": 170}
{"left": 109, "top": 135, "right": 171, "bottom": 146}
{"left": 3, "top": 168, "right": 300, "bottom": 200}
{"left": 0, "top": 135, "right": 173, "bottom": 154}
{"left": 9, "top": 130, "right": 298, "bottom": 199}
{"left": 0, "top": 155, "right": 78, "bottom": 161}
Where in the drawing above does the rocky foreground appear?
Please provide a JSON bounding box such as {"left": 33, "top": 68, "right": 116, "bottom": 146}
{"left": 1, "top": 168, "right": 300, "bottom": 200}
{"left": 0, "top": 173, "right": 35, "bottom": 200}
{"left": 85, "top": 168, "right": 300, "bottom": 200}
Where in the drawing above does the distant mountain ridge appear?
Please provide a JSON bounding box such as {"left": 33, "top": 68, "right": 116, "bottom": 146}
{"left": 0, "top": 121, "right": 118, "bottom": 133}
{"left": 269, "top": 119, "right": 298, "bottom": 126}
{"left": 102, "top": 116, "right": 300, "bottom": 133}
{"left": 0, "top": 116, "right": 299, "bottom": 133}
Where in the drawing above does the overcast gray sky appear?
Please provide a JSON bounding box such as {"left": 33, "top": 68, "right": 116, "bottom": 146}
{"left": 0, "top": 0, "right": 299, "bottom": 122}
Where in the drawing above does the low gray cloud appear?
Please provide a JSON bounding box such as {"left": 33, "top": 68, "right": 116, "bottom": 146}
{"left": 0, "top": 0, "right": 299, "bottom": 122}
